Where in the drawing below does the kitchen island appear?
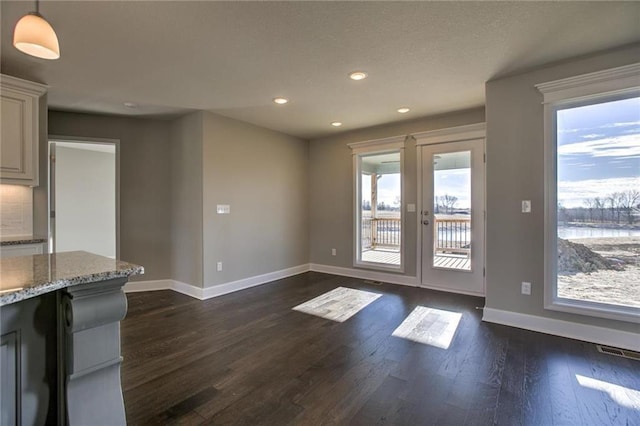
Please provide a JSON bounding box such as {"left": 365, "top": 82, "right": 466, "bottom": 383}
{"left": 0, "top": 251, "right": 143, "bottom": 425}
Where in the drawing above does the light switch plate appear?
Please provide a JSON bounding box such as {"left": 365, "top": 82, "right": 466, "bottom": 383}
{"left": 522, "top": 200, "right": 531, "bottom": 213}
{"left": 216, "top": 204, "right": 231, "bottom": 214}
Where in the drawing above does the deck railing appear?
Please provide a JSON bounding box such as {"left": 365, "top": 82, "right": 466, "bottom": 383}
{"left": 361, "top": 216, "right": 401, "bottom": 250}
{"left": 434, "top": 217, "right": 470, "bottom": 255}
{"left": 361, "top": 215, "right": 470, "bottom": 255}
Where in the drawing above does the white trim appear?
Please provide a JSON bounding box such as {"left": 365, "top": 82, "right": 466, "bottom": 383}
{"left": 538, "top": 66, "right": 640, "bottom": 324}
{"left": 310, "top": 263, "right": 418, "bottom": 287}
{"left": 483, "top": 308, "right": 640, "bottom": 352}
{"left": 124, "top": 279, "right": 173, "bottom": 293}
{"left": 202, "top": 264, "right": 310, "bottom": 299}
{"left": 545, "top": 298, "right": 639, "bottom": 324}
{"left": 535, "top": 63, "right": 640, "bottom": 104}
{"left": 351, "top": 138, "right": 406, "bottom": 273}
{"left": 49, "top": 136, "right": 121, "bottom": 259}
{"left": 1, "top": 74, "right": 48, "bottom": 96}
{"left": 347, "top": 135, "right": 407, "bottom": 155}
{"left": 416, "top": 143, "right": 423, "bottom": 288}
{"left": 415, "top": 131, "right": 487, "bottom": 297}
{"left": 420, "top": 281, "right": 484, "bottom": 297}
{"left": 124, "top": 264, "right": 310, "bottom": 300}
{"left": 413, "top": 123, "right": 486, "bottom": 146}
{"left": 173, "top": 280, "right": 204, "bottom": 299}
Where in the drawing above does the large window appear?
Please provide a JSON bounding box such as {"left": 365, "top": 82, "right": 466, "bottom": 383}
{"left": 349, "top": 137, "right": 405, "bottom": 271}
{"left": 538, "top": 64, "right": 640, "bottom": 322}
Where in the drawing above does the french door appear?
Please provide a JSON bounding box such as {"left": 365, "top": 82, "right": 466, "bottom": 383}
{"left": 420, "top": 139, "right": 485, "bottom": 295}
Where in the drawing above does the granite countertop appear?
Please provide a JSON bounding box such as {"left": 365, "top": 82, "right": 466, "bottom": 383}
{"left": 0, "top": 251, "right": 144, "bottom": 306}
{"left": 0, "top": 236, "right": 48, "bottom": 246}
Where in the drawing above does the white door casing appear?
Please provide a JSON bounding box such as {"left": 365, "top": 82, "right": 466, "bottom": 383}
{"left": 414, "top": 123, "right": 486, "bottom": 296}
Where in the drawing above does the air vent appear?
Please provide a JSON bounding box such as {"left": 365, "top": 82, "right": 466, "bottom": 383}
{"left": 596, "top": 345, "right": 640, "bottom": 361}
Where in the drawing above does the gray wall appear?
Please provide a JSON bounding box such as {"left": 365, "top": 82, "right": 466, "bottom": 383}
{"left": 54, "top": 145, "right": 116, "bottom": 258}
{"left": 170, "top": 112, "right": 204, "bottom": 287}
{"left": 48, "top": 111, "right": 172, "bottom": 281}
{"left": 485, "top": 44, "right": 640, "bottom": 333}
{"left": 201, "top": 112, "right": 309, "bottom": 286}
{"left": 308, "top": 108, "right": 486, "bottom": 277}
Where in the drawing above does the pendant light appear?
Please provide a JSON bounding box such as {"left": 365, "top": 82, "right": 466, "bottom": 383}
{"left": 13, "top": 0, "right": 60, "bottom": 60}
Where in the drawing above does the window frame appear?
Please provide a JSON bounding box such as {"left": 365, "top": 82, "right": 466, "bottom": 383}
{"left": 537, "top": 63, "right": 640, "bottom": 323}
{"left": 348, "top": 136, "right": 406, "bottom": 272}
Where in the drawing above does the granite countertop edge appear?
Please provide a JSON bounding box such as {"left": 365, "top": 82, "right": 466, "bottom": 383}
{"left": 0, "top": 237, "right": 48, "bottom": 246}
{"left": 0, "top": 265, "right": 144, "bottom": 307}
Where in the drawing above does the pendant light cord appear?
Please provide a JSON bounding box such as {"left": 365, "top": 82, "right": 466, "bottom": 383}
{"left": 35, "top": 0, "right": 39, "bottom": 14}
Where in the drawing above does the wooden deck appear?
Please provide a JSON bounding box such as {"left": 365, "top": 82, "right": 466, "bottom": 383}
{"left": 433, "top": 253, "right": 471, "bottom": 270}
{"left": 362, "top": 250, "right": 470, "bottom": 270}
{"left": 362, "top": 249, "right": 401, "bottom": 265}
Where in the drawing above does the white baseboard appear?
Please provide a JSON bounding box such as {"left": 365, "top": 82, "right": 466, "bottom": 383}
{"left": 124, "top": 279, "right": 173, "bottom": 293}
{"left": 419, "top": 282, "right": 484, "bottom": 297}
{"left": 309, "top": 263, "right": 418, "bottom": 287}
{"left": 125, "top": 264, "right": 310, "bottom": 301}
{"left": 483, "top": 307, "right": 640, "bottom": 352}
{"left": 202, "top": 264, "right": 310, "bottom": 299}
{"left": 172, "top": 280, "right": 204, "bottom": 299}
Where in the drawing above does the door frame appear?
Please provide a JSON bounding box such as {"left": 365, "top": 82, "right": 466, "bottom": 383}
{"left": 48, "top": 135, "right": 121, "bottom": 258}
{"left": 414, "top": 123, "right": 486, "bottom": 296}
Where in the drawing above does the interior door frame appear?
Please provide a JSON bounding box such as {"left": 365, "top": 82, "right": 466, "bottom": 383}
{"left": 414, "top": 123, "right": 486, "bottom": 296}
{"left": 48, "top": 135, "right": 121, "bottom": 258}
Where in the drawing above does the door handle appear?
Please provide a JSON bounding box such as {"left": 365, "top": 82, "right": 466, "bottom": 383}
{"left": 423, "top": 220, "right": 430, "bottom": 225}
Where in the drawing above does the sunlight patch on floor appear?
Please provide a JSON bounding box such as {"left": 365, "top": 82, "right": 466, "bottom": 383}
{"left": 292, "top": 287, "right": 382, "bottom": 322}
{"left": 576, "top": 374, "right": 640, "bottom": 410}
{"left": 392, "top": 306, "right": 462, "bottom": 349}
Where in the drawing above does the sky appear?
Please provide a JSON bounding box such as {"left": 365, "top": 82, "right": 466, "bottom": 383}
{"left": 363, "top": 96, "right": 640, "bottom": 210}
{"left": 363, "top": 171, "right": 471, "bottom": 209}
{"left": 434, "top": 169, "right": 470, "bottom": 209}
{"left": 557, "top": 96, "right": 640, "bottom": 208}
{"left": 362, "top": 174, "right": 400, "bottom": 207}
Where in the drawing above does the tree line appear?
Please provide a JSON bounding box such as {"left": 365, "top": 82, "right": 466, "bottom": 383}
{"left": 559, "top": 189, "right": 640, "bottom": 225}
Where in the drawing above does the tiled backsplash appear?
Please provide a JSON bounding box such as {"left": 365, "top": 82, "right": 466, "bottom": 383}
{"left": 0, "top": 185, "right": 34, "bottom": 237}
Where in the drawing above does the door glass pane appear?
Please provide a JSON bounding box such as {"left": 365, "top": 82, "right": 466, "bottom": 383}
{"left": 433, "top": 151, "right": 471, "bottom": 270}
{"left": 556, "top": 97, "right": 640, "bottom": 308}
{"left": 359, "top": 152, "right": 401, "bottom": 266}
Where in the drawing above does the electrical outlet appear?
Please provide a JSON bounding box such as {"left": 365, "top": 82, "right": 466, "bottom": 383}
{"left": 522, "top": 200, "right": 531, "bottom": 213}
{"left": 521, "top": 281, "right": 531, "bottom": 295}
{"left": 217, "top": 262, "right": 223, "bottom": 272}
{"left": 331, "top": 248, "right": 337, "bottom": 256}
{"left": 216, "top": 204, "right": 231, "bottom": 214}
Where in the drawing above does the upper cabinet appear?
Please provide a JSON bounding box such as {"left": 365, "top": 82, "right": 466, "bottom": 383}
{"left": 1, "top": 75, "right": 47, "bottom": 186}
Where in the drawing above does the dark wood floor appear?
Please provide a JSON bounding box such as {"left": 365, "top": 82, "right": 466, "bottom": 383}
{"left": 121, "top": 272, "right": 640, "bottom": 425}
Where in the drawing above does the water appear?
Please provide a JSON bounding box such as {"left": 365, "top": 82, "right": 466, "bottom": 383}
{"left": 558, "top": 226, "right": 640, "bottom": 239}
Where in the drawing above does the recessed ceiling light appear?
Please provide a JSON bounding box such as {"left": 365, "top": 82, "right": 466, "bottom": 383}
{"left": 348, "top": 71, "right": 368, "bottom": 81}
{"left": 331, "top": 122, "right": 343, "bottom": 127}
{"left": 124, "top": 102, "right": 138, "bottom": 108}
{"left": 273, "top": 97, "right": 289, "bottom": 105}
{"left": 397, "top": 107, "right": 410, "bottom": 114}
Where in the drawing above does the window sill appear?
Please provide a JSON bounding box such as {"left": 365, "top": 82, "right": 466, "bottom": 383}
{"left": 354, "top": 261, "right": 404, "bottom": 274}
{"left": 545, "top": 297, "right": 640, "bottom": 324}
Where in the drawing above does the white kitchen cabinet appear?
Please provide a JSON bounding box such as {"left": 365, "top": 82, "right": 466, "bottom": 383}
{"left": 0, "top": 75, "right": 47, "bottom": 186}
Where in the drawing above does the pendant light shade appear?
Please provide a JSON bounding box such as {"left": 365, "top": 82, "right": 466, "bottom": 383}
{"left": 13, "top": 9, "right": 60, "bottom": 60}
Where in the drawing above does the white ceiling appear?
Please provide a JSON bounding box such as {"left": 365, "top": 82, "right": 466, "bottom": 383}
{"left": 2, "top": 1, "right": 639, "bottom": 139}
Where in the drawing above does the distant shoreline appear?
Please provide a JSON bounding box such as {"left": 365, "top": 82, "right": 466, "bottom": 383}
{"left": 559, "top": 222, "right": 640, "bottom": 231}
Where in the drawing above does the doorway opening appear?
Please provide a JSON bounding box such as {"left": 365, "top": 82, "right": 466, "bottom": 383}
{"left": 49, "top": 137, "right": 119, "bottom": 258}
